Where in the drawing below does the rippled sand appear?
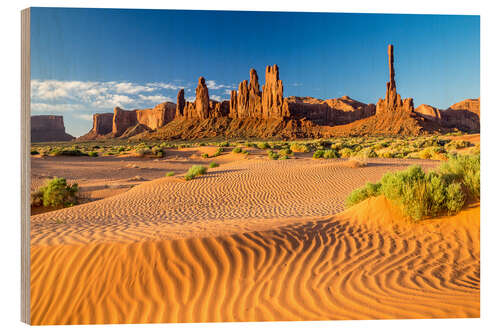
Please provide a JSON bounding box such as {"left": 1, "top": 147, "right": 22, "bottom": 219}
{"left": 30, "top": 156, "right": 479, "bottom": 324}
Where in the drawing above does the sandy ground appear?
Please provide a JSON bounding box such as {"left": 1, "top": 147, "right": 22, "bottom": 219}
{"left": 29, "top": 150, "right": 479, "bottom": 324}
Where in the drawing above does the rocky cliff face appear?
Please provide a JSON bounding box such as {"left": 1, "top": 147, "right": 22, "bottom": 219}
{"left": 136, "top": 102, "right": 176, "bottom": 130}
{"left": 78, "top": 100, "right": 177, "bottom": 140}
{"left": 284, "top": 96, "right": 375, "bottom": 126}
{"left": 440, "top": 98, "right": 480, "bottom": 131}
{"left": 78, "top": 113, "right": 114, "bottom": 140}
{"left": 31, "top": 115, "right": 74, "bottom": 142}
{"left": 415, "top": 104, "right": 442, "bottom": 121}
{"left": 415, "top": 99, "right": 480, "bottom": 132}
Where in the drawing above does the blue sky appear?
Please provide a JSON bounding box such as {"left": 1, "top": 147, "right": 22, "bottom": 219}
{"left": 30, "top": 8, "right": 480, "bottom": 136}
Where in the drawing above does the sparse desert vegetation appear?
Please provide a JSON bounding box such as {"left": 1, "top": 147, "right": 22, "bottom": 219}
{"left": 31, "top": 177, "right": 79, "bottom": 208}
{"left": 184, "top": 165, "right": 208, "bottom": 181}
{"left": 346, "top": 153, "right": 480, "bottom": 220}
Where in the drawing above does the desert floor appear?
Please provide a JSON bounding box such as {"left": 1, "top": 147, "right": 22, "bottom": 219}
{"left": 30, "top": 148, "right": 480, "bottom": 324}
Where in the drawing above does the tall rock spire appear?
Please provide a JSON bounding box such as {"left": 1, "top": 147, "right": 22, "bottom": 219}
{"left": 377, "top": 44, "right": 414, "bottom": 115}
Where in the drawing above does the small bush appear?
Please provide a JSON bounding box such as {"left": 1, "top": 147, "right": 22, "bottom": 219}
{"left": 31, "top": 177, "right": 79, "bottom": 208}
{"left": 201, "top": 153, "right": 209, "bottom": 158}
{"left": 257, "top": 142, "right": 270, "bottom": 149}
{"left": 232, "top": 147, "right": 242, "bottom": 154}
{"left": 212, "top": 147, "right": 224, "bottom": 157}
{"left": 290, "top": 143, "right": 310, "bottom": 153}
{"left": 136, "top": 148, "right": 151, "bottom": 157}
{"left": 279, "top": 148, "right": 293, "bottom": 156}
{"left": 165, "top": 171, "right": 175, "bottom": 177}
{"left": 323, "top": 149, "right": 339, "bottom": 159}
{"left": 278, "top": 154, "right": 289, "bottom": 160}
{"left": 339, "top": 148, "right": 354, "bottom": 158}
{"left": 88, "top": 151, "right": 98, "bottom": 157}
{"left": 313, "top": 150, "right": 325, "bottom": 159}
{"left": 267, "top": 150, "right": 279, "bottom": 160}
{"left": 345, "top": 156, "right": 368, "bottom": 168}
{"left": 209, "top": 162, "right": 219, "bottom": 168}
{"left": 185, "top": 165, "right": 208, "bottom": 180}
{"left": 218, "top": 141, "right": 230, "bottom": 147}
{"left": 445, "top": 140, "right": 473, "bottom": 150}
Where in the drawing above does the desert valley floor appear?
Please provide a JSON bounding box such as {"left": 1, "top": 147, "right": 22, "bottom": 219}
{"left": 30, "top": 144, "right": 480, "bottom": 324}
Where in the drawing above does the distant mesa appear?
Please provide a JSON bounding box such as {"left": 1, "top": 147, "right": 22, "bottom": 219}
{"left": 31, "top": 115, "right": 74, "bottom": 143}
{"left": 414, "top": 98, "right": 480, "bottom": 132}
{"left": 79, "top": 101, "right": 177, "bottom": 140}
{"left": 78, "top": 44, "right": 480, "bottom": 140}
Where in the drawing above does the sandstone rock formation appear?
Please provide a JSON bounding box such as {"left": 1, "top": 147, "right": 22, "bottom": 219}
{"left": 78, "top": 113, "right": 114, "bottom": 140}
{"left": 175, "top": 89, "right": 185, "bottom": 118}
{"left": 440, "top": 98, "right": 480, "bottom": 131}
{"left": 376, "top": 44, "right": 415, "bottom": 115}
{"left": 136, "top": 102, "right": 176, "bottom": 130}
{"left": 112, "top": 107, "right": 138, "bottom": 137}
{"left": 415, "top": 99, "right": 480, "bottom": 132}
{"left": 262, "top": 65, "right": 289, "bottom": 119}
{"left": 31, "top": 115, "right": 74, "bottom": 142}
{"left": 415, "top": 104, "right": 442, "bottom": 121}
{"left": 284, "top": 96, "right": 375, "bottom": 126}
{"left": 78, "top": 101, "right": 178, "bottom": 139}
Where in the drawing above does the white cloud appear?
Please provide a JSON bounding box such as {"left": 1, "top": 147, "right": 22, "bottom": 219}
{"left": 138, "top": 94, "right": 173, "bottom": 103}
{"left": 206, "top": 80, "right": 234, "bottom": 90}
{"left": 74, "top": 113, "right": 94, "bottom": 121}
{"left": 30, "top": 79, "right": 186, "bottom": 113}
{"left": 211, "top": 95, "right": 223, "bottom": 102}
{"left": 31, "top": 102, "right": 85, "bottom": 112}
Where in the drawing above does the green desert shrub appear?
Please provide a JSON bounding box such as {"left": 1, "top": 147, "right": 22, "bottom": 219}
{"left": 345, "top": 182, "right": 382, "bottom": 208}
{"left": 339, "top": 148, "right": 354, "bottom": 158}
{"left": 345, "top": 154, "right": 480, "bottom": 221}
{"left": 165, "top": 171, "right": 175, "bottom": 177}
{"left": 135, "top": 148, "right": 151, "bottom": 157}
{"left": 31, "top": 177, "right": 78, "bottom": 208}
{"left": 357, "top": 148, "right": 377, "bottom": 158}
{"left": 88, "top": 151, "right": 98, "bottom": 157}
{"left": 257, "top": 142, "right": 270, "bottom": 150}
{"left": 51, "top": 149, "right": 88, "bottom": 157}
{"left": 445, "top": 140, "right": 473, "bottom": 150}
{"left": 267, "top": 150, "right": 279, "bottom": 160}
{"left": 185, "top": 165, "right": 208, "bottom": 181}
{"left": 313, "top": 150, "right": 325, "bottom": 159}
{"left": 290, "top": 143, "right": 310, "bottom": 153}
{"left": 323, "top": 149, "right": 339, "bottom": 159}
{"left": 232, "top": 147, "right": 242, "bottom": 154}
{"left": 279, "top": 148, "right": 293, "bottom": 156}
{"left": 201, "top": 153, "right": 209, "bottom": 158}
{"left": 209, "top": 162, "right": 219, "bottom": 168}
{"left": 278, "top": 154, "right": 289, "bottom": 160}
{"left": 218, "top": 141, "right": 230, "bottom": 147}
{"left": 212, "top": 147, "right": 224, "bottom": 157}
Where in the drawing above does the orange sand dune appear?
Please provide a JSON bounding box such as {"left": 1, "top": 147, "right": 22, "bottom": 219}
{"left": 30, "top": 158, "right": 478, "bottom": 324}
{"left": 31, "top": 158, "right": 438, "bottom": 246}
{"left": 31, "top": 196, "right": 479, "bottom": 324}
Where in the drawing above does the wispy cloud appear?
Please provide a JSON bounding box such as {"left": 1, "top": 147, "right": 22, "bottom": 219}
{"left": 30, "top": 79, "right": 183, "bottom": 114}
{"left": 205, "top": 80, "right": 234, "bottom": 90}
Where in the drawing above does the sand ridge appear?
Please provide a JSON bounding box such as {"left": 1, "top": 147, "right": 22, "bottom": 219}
{"left": 31, "top": 197, "right": 479, "bottom": 324}
{"left": 31, "top": 158, "right": 439, "bottom": 245}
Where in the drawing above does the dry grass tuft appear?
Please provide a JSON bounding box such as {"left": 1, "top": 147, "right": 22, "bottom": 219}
{"left": 344, "top": 156, "right": 368, "bottom": 168}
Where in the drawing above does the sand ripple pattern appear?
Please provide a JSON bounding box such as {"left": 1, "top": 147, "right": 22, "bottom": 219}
{"left": 31, "top": 158, "right": 438, "bottom": 245}
{"left": 31, "top": 204, "right": 479, "bottom": 324}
